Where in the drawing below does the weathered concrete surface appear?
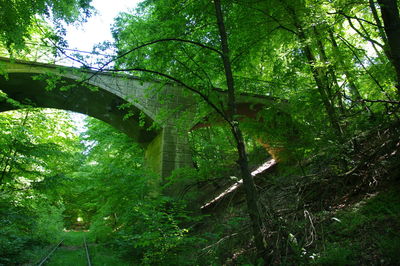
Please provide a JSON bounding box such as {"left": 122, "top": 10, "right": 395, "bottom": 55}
{"left": 0, "top": 57, "right": 279, "bottom": 178}
{"left": 0, "top": 57, "right": 193, "bottom": 177}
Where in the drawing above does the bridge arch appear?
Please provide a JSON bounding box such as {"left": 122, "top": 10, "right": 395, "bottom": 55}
{"left": 0, "top": 58, "right": 194, "bottom": 177}
{"left": 0, "top": 72, "right": 158, "bottom": 143}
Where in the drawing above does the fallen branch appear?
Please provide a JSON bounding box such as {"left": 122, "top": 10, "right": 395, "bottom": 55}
{"left": 201, "top": 159, "right": 277, "bottom": 210}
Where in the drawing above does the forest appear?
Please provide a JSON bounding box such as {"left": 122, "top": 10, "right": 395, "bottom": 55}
{"left": 0, "top": 0, "right": 399, "bottom": 265}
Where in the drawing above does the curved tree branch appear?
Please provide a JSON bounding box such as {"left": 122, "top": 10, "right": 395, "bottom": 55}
{"left": 106, "top": 38, "right": 222, "bottom": 70}
{"left": 327, "top": 11, "right": 382, "bottom": 28}
{"left": 102, "top": 67, "right": 231, "bottom": 126}
{"left": 80, "top": 38, "right": 223, "bottom": 85}
{"left": 337, "top": 34, "right": 391, "bottom": 99}
{"left": 359, "top": 98, "right": 400, "bottom": 104}
{"left": 345, "top": 17, "right": 385, "bottom": 49}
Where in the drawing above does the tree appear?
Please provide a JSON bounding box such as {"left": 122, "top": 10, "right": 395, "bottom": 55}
{"left": 109, "top": 0, "right": 269, "bottom": 260}
{"left": 1, "top": 0, "right": 397, "bottom": 263}
{"left": 0, "top": 108, "right": 83, "bottom": 264}
{"left": 63, "top": 117, "right": 198, "bottom": 264}
{"left": 281, "top": 1, "right": 344, "bottom": 136}
{"left": 0, "top": 109, "right": 81, "bottom": 190}
{"left": 0, "top": 0, "right": 93, "bottom": 52}
{"left": 106, "top": 0, "right": 400, "bottom": 259}
{"left": 376, "top": 0, "right": 400, "bottom": 93}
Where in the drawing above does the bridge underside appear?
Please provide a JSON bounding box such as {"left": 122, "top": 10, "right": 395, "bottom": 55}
{"left": 0, "top": 58, "right": 281, "bottom": 178}
{"left": 0, "top": 73, "right": 157, "bottom": 143}
{"left": 0, "top": 72, "right": 192, "bottom": 177}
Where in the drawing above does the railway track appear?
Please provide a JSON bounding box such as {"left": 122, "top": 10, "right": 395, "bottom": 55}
{"left": 36, "top": 235, "right": 92, "bottom": 265}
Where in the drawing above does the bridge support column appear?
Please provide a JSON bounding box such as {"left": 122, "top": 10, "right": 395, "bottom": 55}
{"left": 145, "top": 125, "right": 192, "bottom": 178}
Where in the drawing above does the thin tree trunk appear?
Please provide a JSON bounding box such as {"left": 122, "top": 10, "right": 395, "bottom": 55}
{"left": 0, "top": 150, "right": 17, "bottom": 187}
{"left": 213, "top": 0, "right": 269, "bottom": 261}
{"left": 376, "top": 0, "right": 400, "bottom": 93}
{"left": 369, "top": 0, "right": 389, "bottom": 48}
{"left": 303, "top": 36, "right": 343, "bottom": 137}
{"left": 328, "top": 30, "right": 373, "bottom": 115}
{"left": 285, "top": 5, "right": 343, "bottom": 136}
{"left": 355, "top": 18, "right": 385, "bottom": 60}
{"left": 312, "top": 26, "right": 346, "bottom": 115}
{"left": 0, "top": 110, "right": 30, "bottom": 188}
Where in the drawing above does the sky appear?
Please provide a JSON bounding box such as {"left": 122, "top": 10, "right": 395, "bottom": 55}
{"left": 65, "top": 0, "right": 141, "bottom": 52}
{"left": 65, "top": 0, "right": 142, "bottom": 132}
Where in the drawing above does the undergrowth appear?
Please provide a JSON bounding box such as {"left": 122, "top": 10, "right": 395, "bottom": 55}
{"left": 186, "top": 121, "right": 400, "bottom": 265}
{"left": 310, "top": 186, "right": 400, "bottom": 265}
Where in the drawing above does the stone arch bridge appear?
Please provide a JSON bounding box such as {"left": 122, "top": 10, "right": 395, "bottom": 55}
{"left": 0, "top": 57, "right": 277, "bottom": 177}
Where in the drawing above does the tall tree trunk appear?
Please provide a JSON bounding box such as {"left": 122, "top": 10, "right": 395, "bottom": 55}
{"left": 369, "top": 0, "right": 389, "bottom": 48}
{"left": 312, "top": 26, "right": 346, "bottom": 115}
{"left": 376, "top": 0, "right": 400, "bottom": 94}
{"left": 328, "top": 30, "right": 373, "bottom": 115}
{"left": 285, "top": 4, "right": 343, "bottom": 136}
{"left": 213, "top": 0, "right": 269, "bottom": 261}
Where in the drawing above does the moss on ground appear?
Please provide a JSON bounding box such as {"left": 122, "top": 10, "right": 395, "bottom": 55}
{"left": 311, "top": 186, "right": 400, "bottom": 265}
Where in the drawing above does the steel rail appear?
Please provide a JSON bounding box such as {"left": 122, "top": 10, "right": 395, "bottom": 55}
{"left": 83, "top": 236, "right": 92, "bottom": 266}
{"left": 36, "top": 239, "right": 64, "bottom": 266}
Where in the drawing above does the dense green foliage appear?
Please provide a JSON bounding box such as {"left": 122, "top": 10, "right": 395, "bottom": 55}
{"left": 0, "top": 0, "right": 93, "bottom": 52}
{"left": 1, "top": 0, "right": 400, "bottom": 264}
{"left": 0, "top": 109, "right": 82, "bottom": 264}
{"left": 311, "top": 187, "right": 400, "bottom": 265}
{"left": 108, "top": 1, "right": 400, "bottom": 261}
{"left": 77, "top": 119, "right": 215, "bottom": 265}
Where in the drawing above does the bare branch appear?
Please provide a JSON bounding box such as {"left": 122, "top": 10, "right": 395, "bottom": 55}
{"left": 82, "top": 38, "right": 222, "bottom": 85}
{"left": 327, "top": 11, "right": 382, "bottom": 28}
{"left": 109, "top": 38, "right": 222, "bottom": 69}
{"left": 359, "top": 98, "right": 400, "bottom": 104}
{"left": 337, "top": 34, "right": 390, "bottom": 98}
{"left": 34, "top": 22, "right": 91, "bottom": 67}
{"left": 346, "top": 17, "right": 385, "bottom": 49}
